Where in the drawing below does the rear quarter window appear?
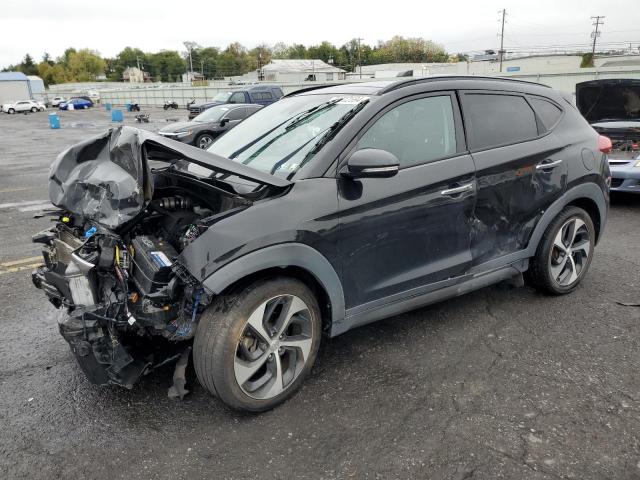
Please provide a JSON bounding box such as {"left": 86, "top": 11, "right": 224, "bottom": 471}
{"left": 529, "top": 97, "right": 563, "bottom": 130}
{"left": 463, "top": 93, "right": 539, "bottom": 150}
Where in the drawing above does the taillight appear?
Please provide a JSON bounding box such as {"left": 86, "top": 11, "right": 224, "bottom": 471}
{"left": 598, "top": 135, "right": 612, "bottom": 154}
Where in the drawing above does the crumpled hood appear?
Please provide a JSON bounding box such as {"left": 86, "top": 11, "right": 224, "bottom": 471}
{"left": 576, "top": 79, "right": 640, "bottom": 124}
{"left": 48, "top": 126, "right": 290, "bottom": 229}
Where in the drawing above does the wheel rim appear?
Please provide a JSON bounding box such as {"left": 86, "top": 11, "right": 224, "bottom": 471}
{"left": 549, "top": 217, "right": 591, "bottom": 287}
{"left": 234, "top": 294, "right": 313, "bottom": 400}
{"left": 198, "top": 135, "right": 213, "bottom": 149}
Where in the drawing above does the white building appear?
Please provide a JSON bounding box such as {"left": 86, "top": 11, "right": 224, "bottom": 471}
{"left": 261, "top": 59, "right": 346, "bottom": 82}
{"left": 0, "top": 72, "right": 32, "bottom": 104}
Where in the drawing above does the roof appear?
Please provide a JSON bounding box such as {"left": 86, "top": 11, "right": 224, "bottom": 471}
{"left": 263, "top": 59, "right": 345, "bottom": 74}
{"left": 291, "top": 76, "right": 551, "bottom": 97}
{"left": 0, "top": 72, "right": 28, "bottom": 82}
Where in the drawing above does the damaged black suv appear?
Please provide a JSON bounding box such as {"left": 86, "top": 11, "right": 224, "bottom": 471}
{"left": 32, "top": 78, "right": 610, "bottom": 412}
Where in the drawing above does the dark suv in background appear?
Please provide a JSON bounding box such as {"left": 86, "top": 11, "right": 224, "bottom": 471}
{"left": 33, "top": 77, "right": 610, "bottom": 412}
{"left": 158, "top": 103, "right": 262, "bottom": 149}
{"left": 188, "top": 84, "right": 283, "bottom": 119}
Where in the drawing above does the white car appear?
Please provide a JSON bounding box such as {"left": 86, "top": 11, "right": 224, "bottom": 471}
{"left": 2, "top": 100, "right": 46, "bottom": 114}
{"left": 51, "top": 96, "right": 66, "bottom": 107}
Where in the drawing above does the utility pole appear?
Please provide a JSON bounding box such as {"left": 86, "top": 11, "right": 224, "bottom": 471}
{"left": 136, "top": 56, "right": 141, "bottom": 70}
{"left": 498, "top": 9, "right": 506, "bottom": 72}
{"left": 591, "top": 16, "right": 605, "bottom": 58}
{"left": 356, "top": 37, "right": 364, "bottom": 78}
{"left": 201, "top": 60, "right": 204, "bottom": 76}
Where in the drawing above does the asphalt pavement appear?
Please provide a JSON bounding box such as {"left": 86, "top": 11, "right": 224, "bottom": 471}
{"left": 1, "top": 106, "right": 640, "bottom": 480}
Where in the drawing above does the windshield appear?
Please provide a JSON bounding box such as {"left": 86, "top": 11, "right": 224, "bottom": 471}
{"left": 194, "top": 105, "right": 230, "bottom": 122}
{"left": 207, "top": 93, "right": 369, "bottom": 177}
{"left": 212, "top": 91, "right": 233, "bottom": 102}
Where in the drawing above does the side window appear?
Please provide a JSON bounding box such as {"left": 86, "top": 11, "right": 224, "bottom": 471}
{"left": 529, "top": 97, "right": 563, "bottom": 131}
{"left": 224, "top": 107, "right": 246, "bottom": 120}
{"left": 272, "top": 88, "right": 283, "bottom": 99}
{"left": 463, "top": 94, "right": 538, "bottom": 150}
{"left": 261, "top": 91, "right": 273, "bottom": 100}
{"left": 229, "top": 92, "right": 245, "bottom": 103}
{"left": 356, "top": 96, "right": 458, "bottom": 168}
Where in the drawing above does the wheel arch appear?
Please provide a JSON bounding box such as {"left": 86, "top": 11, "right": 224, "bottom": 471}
{"left": 201, "top": 243, "right": 345, "bottom": 336}
{"left": 526, "top": 182, "right": 607, "bottom": 255}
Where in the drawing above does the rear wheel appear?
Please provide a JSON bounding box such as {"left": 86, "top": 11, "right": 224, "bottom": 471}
{"left": 194, "top": 277, "right": 322, "bottom": 412}
{"left": 30, "top": 107, "right": 37, "bottom": 113}
{"left": 528, "top": 207, "right": 595, "bottom": 294}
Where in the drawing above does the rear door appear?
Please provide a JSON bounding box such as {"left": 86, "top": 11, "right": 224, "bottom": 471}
{"left": 459, "top": 91, "right": 567, "bottom": 266}
{"left": 337, "top": 92, "right": 477, "bottom": 310}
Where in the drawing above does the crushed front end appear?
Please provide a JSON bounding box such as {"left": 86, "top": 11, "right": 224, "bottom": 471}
{"left": 31, "top": 126, "right": 286, "bottom": 390}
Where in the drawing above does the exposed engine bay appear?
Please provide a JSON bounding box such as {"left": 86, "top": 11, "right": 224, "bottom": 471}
{"left": 31, "top": 126, "right": 287, "bottom": 390}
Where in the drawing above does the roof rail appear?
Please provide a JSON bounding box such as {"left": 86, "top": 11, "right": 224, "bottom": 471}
{"left": 283, "top": 84, "right": 340, "bottom": 97}
{"left": 378, "top": 75, "right": 550, "bottom": 94}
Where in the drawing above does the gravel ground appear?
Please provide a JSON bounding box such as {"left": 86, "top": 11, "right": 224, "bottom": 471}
{"left": 1, "top": 106, "right": 639, "bottom": 480}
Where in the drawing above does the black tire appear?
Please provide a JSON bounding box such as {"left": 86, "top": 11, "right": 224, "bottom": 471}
{"left": 30, "top": 107, "right": 37, "bottom": 113}
{"left": 527, "top": 206, "right": 595, "bottom": 295}
{"left": 8, "top": 108, "right": 15, "bottom": 114}
{"left": 195, "top": 132, "right": 215, "bottom": 149}
{"left": 193, "top": 277, "right": 322, "bottom": 412}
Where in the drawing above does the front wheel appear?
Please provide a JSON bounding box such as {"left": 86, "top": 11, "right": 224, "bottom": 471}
{"left": 31, "top": 107, "right": 38, "bottom": 113}
{"left": 528, "top": 206, "right": 595, "bottom": 294}
{"left": 195, "top": 133, "right": 215, "bottom": 149}
{"left": 193, "top": 277, "right": 322, "bottom": 412}
{"left": 8, "top": 108, "right": 15, "bottom": 114}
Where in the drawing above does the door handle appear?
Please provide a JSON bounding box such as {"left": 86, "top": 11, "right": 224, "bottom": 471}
{"left": 440, "top": 183, "right": 474, "bottom": 196}
{"left": 536, "top": 159, "right": 563, "bottom": 170}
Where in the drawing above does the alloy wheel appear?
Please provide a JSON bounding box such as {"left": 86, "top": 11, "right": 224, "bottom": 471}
{"left": 234, "top": 294, "right": 313, "bottom": 400}
{"left": 198, "top": 135, "right": 214, "bottom": 149}
{"left": 549, "top": 217, "right": 591, "bottom": 287}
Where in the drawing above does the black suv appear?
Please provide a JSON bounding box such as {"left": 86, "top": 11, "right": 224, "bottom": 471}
{"left": 188, "top": 85, "right": 283, "bottom": 119}
{"left": 33, "top": 77, "right": 610, "bottom": 412}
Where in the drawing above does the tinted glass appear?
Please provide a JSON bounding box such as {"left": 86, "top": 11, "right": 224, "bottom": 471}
{"left": 529, "top": 97, "right": 563, "bottom": 130}
{"left": 464, "top": 94, "right": 538, "bottom": 150}
{"left": 229, "top": 92, "right": 245, "bottom": 103}
{"left": 356, "top": 96, "right": 457, "bottom": 168}
{"left": 225, "top": 107, "right": 246, "bottom": 120}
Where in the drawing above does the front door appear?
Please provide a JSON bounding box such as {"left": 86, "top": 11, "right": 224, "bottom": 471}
{"left": 336, "top": 92, "right": 476, "bottom": 312}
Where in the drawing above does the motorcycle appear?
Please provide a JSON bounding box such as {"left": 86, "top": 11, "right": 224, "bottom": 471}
{"left": 130, "top": 103, "right": 141, "bottom": 112}
{"left": 163, "top": 101, "right": 179, "bottom": 110}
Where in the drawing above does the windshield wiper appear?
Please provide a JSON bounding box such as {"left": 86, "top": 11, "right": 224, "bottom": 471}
{"left": 297, "top": 99, "right": 369, "bottom": 168}
{"left": 284, "top": 98, "right": 342, "bottom": 130}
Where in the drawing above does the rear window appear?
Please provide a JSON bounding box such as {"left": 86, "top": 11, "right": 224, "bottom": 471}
{"left": 251, "top": 92, "right": 273, "bottom": 101}
{"left": 529, "top": 97, "right": 563, "bottom": 130}
{"left": 463, "top": 93, "right": 539, "bottom": 150}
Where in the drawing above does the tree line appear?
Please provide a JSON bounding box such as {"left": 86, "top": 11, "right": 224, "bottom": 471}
{"left": 3, "top": 36, "right": 455, "bottom": 85}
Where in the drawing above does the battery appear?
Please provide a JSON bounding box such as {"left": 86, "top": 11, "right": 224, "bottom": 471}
{"left": 130, "top": 235, "right": 178, "bottom": 295}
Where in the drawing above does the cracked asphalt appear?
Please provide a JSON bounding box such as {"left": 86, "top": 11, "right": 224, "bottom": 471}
{"left": 1, "top": 106, "right": 640, "bottom": 479}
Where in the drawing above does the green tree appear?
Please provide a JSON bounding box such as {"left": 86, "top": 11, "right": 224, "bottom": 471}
{"left": 67, "top": 49, "right": 106, "bottom": 81}
{"left": 109, "top": 47, "right": 147, "bottom": 81}
{"left": 146, "top": 50, "right": 185, "bottom": 82}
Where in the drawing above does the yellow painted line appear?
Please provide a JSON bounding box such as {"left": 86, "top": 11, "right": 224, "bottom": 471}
{"left": 0, "top": 256, "right": 42, "bottom": 268}
{"left": 0, "top": 262, "right": 42, "bottom": 275}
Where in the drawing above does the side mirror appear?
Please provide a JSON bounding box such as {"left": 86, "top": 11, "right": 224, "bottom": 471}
{"left": 220, "top": 118, "right": 229, "bottom": 127}
{"left": 341, "top": 149, "right": 400, "bottom": 178}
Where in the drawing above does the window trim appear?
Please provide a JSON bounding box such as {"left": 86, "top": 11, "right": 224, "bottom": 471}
{"left": 525, "top": 94, "right": 565, "bottom": 132}
{"left": 337, "top": 91, "right": 467, "bottom": 173}
{"left": 459, "top": 90, "right": 553, "bottom": 154}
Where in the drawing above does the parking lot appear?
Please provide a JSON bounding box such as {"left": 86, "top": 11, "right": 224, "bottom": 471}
{"left": 1, "top": 106, "right": 640, "bottom": 479}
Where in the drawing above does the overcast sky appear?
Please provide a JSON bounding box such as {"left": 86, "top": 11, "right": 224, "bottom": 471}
{"left": 2, "top": 0, "right": 639, "bottom": 67}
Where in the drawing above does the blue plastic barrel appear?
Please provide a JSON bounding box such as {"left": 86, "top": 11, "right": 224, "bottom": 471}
{"left": 125, "top": 102, "right": 132, "bottom": 112}
{"left": 111, "top": 109, "right": 124, "bottom": 122}
{"left": 48, "top": 113, "right": 60, "bottom": 129}
{"left": 105, "top": 103, "right": 112, "bottom": 111}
